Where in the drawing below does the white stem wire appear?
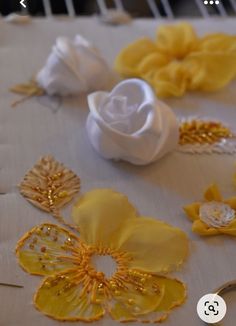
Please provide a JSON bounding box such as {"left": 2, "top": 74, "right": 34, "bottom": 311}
{"left": 42, "top": 0, "right": 52, "bottom": 16}
{"left": 97, "top": 0, "right": 108, "bottom": 15}
{"left": 160, "top": 0, "right": 174, "bottom": 18}
{"left": 113, "top": 0, "right": 124, "bottom": 11}
{"left": 65, "top": 0, "right": 76, "bottom": 17}
{"left": 216, "top": 0, "right": 227, "bottom": 16}
{"left": 229, "top": 0, "right": 236, "bottom": 12}
{"left": 195, "top": 0, "right": 210, "bottom": 18}
{"left": 147, "top": 0, "right": 161, "bottom": 18}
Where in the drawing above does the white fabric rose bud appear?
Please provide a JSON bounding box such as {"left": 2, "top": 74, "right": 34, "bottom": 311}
{"left": 36, "top": 35, "right": 113, "bottom": 96}
{"left": 86, "top": 79, "right": 179, "bottom": 165}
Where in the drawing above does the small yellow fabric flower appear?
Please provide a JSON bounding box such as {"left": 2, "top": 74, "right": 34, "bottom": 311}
{"left": 184, "top": 184, "right": 236, "bottom": 236}
{"left": 115, "top": 23, "right": 236, "bottom": 97}
{"left": 16, "top": 189, "right": 188, "bottom": 323}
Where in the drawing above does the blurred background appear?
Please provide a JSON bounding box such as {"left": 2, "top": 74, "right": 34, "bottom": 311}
{"left": 0, "top": 0, "right": 235, "bottom": 17}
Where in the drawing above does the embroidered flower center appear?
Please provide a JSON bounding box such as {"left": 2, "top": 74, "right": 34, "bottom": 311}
{"left": 79, "top": 246, "right": 130, "bottom": 283}
{"left": 91, "top": 255, "right": 117, "bottom": 279}
{"left": 199, "top": 201, "right": 235, "bottom": 228}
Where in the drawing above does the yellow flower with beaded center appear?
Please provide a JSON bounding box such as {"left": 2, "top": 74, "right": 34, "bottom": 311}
{"left": 184, "top": 184, "right": 236, "bottom": 236}
{"left": 115, "top": 22, "right": 236, "bottom": 97}
{"left": 16, "top": 189, "right": 188, "bottom": 323}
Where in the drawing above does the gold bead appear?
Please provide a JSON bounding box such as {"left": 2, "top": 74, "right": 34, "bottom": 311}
{"left": 128, "top": 299, "right": 134, "bottom": 305}
{"left": 58, "top": 191, "right": 68, "bottom": 198}
{"left": 114, "top": 290, "right": 120, "bottom": 296}
{"left": 111, "top": 284, "right": 117, "bottom": 289}
{"left": 140, "top": 278, "right": 146, "bottom": 283}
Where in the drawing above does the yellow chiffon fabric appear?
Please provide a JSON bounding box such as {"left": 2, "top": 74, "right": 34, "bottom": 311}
{"left": 16, "top": 189, "right": 188, "bottom": 323}
{"left": 184, "top": 184, "right": 236, "bottom": 236}
{"left": 115, "top": 23, "right": 236, "bottom": 97}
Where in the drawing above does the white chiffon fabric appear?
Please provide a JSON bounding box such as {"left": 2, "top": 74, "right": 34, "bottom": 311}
{"left": 86, "top": 79, "right": 179, "bottom": 165}
{"left": 36, "top": 35, "right": 113, "bottom": 96}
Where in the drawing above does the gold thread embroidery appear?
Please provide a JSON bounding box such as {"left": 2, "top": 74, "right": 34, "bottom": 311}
{"left": 16, "top": 222, "right": 187, "bottom": 323}
{"left": 179, "top": 120, "right": 233, "bottom": 145}
{"left": 17, "top": 173, "right": 188, "bottom": 322}
{"left": 10, "top": 79, "right": 44, "bottom": 108}
{"left": 19, "top": 156, "right": 80, "bottom": 230}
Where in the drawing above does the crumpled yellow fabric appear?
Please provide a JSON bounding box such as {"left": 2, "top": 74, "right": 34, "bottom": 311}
{"left": 16, "top": 189, "right": 188, "bottom": 323}
{"left": 184, "top": 184, "right": 236, "bottom": 236}
{"left": 115, "top": 23, "right": 236, "bottom": 97}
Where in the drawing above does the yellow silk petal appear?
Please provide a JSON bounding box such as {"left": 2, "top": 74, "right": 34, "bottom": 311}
{"left": 114, "top": 217, "right": 188, "bottom": 274}
{"left": 16, "top": 223, "right": 81, "bottom": 276}
{"left": 108, "top": 271, "right": 165, "bottom": 322}
{"left": 204, "top": 184, "right": 222, "bottom": 202}
{"left": 150, "top": 61, "right": 191, "bottom": 97}
{"left": 183, "top": 203, "right": 201, "bottom": 222}
{"left": 199, "top": 34, "right": 236, "bottom": 52}
{"left": 219, "top": 219, "right": 236, "bottom": 236}
{"left": 188, "top": 52, "right": 236, "bottom": 91}
{"left": 138, "top": 52, "right": 169, "bottom": 74}
{"left": 72, "top": 189, "right": 137, "bottom": 247}
{"left": 114, "top": 38, "right": 158, "bottom": 77}
{"left": 192, "top": 220, "right": 220, "bottom": 236}
{"left": 224, "top": 197, "right": 236, "bottom": 210}
{"left": 35, "top": 269, "right": 105, "bottom": 322}
{"left": 193, "top": 219, "right": 236, "bottom": 236}
{"left": 155, "top": 276, "right": 186, "bottom": 312}
{"left": 156, "top": 22, "right": 198, "bottom": 59}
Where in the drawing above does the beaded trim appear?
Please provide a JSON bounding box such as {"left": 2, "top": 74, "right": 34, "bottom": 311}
{"left": 177, "top": 117, "right": 236, "bottom": 154}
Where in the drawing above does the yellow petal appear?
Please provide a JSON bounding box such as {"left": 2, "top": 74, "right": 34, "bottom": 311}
{"left": 204, "top": 184, "right": 222, "bottom": 201}
{"left": 183, "top": 203, "right": 201, "bottom": 222}
{"left": 115, "top": 38, "right": 158, "bottom": 77}
{"left": 138, "top": 52, "right": 169, "bottom": 75}
{"left": 188, "top": 52, "right": 236, "bottom": 91}
{"left": 224, "top": 197, "right": 236, "bottom": 210}
{"left": 151, "top": 61, "right": 190, "bottom": 97}
{"left": 199, "top": 33, "right": 236, "bottom": 52}
{"left": 220, "top": 219, "right": 236, "bottom": 236}
{"left": 16, "top": 223, "right": 81, "bottom": 276}
{"left": 35, "top": 269, "right": 105, "bottom": 321}
{"left": 108, "top": 271, "right": 165, "bottom": 322}
{"left": 114, "top": 218, "right": 188, "bottom": 273}
{"left": 192, "top": 220, "right": 220, "bottom": 236}
{"left": 72, "top": 189, "right": 137, "bottom": 247}
{"left": 156, "top": 22, "right": 198, "bottom": 59}
{"left": 192, "top": 216, "right": 236, "bottom": 237}
{"left": 155, "top": 276, "right": 186, "bottom": 312}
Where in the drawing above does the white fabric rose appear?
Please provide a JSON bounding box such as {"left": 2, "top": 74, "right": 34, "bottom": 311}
{"left": 36, "top": 35, "right": 113, "bottom": 96}
{"left": 86, "top": 79, "right": 179, "bottom": 165}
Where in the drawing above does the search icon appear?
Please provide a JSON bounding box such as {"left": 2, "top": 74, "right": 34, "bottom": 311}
{"left": 208, "top": 305, "right": 216, "bottom": 313}
{"left": 197, "top": 293, "right": 226, "bottom": 324}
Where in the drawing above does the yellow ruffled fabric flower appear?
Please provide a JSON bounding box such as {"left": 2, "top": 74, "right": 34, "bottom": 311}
{"left": 184, "top": 184, "right": 236, "bottom": 236}
{"left": 115, "top": 23, "right": 236, "bottom": 97}
{"left": 16, "top": 189, "right": 188, "bottom": 323}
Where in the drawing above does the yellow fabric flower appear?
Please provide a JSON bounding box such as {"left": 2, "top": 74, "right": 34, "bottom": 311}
{"left": 115, "top": 23, "right": 236, "bottom": 97}
{"left": 184, "top": 184, "right": 236, "bottom": 236}
{"left": 16, "top": 189, "right": 188, "bottom": 323}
